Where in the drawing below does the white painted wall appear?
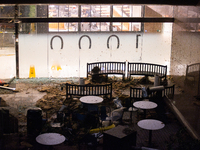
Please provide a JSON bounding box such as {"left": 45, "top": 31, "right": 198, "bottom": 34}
{"left": 0, "top": 47, "right": 16, "bottom": 79}
{"left": 17, "top": 23, "right": 172, "bottom": 78}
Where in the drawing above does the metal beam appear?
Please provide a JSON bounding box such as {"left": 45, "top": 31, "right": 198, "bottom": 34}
{"left": 0, "top": 17, "right": 174, "bottom": 23}
{"left": 1, "top": 0, "right": 200, "bottom": 5}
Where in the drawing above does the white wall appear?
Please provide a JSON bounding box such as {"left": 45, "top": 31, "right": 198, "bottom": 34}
{"left": 0, "top": 47, "right": 16, "bottom": 79}
{"left": 17, "top": 23, "right": 172, "bottom": 78}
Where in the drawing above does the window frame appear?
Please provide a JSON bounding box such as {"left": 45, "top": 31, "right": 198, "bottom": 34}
{"left": 47, "top": 4, "right": 144, "bottom": 33}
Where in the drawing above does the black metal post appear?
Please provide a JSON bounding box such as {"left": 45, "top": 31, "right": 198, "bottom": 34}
{"left": 15, "top": 5, "right": 19, "bottom": 78}
{"left": 149, "top": 130, "right": 152, "bottom": 146}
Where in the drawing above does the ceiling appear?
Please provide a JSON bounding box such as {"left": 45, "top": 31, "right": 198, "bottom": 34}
{"left": 2, "top": 0, "right": 200, "bottom": 5}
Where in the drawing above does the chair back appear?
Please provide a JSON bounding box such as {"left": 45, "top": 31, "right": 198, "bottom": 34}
{"left": 125, "top": 98, "right": 132, "bottom": 108}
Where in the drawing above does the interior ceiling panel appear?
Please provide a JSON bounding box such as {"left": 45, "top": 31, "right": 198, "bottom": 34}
{"left": 2, "top": 0, "right": 200, "bottom": 5}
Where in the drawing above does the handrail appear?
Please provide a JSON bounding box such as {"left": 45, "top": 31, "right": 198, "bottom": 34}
{"left": 50, "top": 35, "right": 63, "bottom": 49}
{"left": 107, "top": 34, "right": 120, "bottom": 49}
{"left": 79, "top": 35, "right": 91, "bottom": 49}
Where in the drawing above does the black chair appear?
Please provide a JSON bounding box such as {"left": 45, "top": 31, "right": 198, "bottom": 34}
{"left": 99, "top": 106, "right": 112, "bottom": 126}
{"left": 123, "top": 98, "right": 138, "bottom": 123}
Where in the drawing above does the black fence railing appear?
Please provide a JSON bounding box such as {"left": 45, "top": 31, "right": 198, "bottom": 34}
{"left": 130, "top": 84, "right": 175, "bottom": 101}
{"left": 87, "top": 61, "right": 126, "bottom": 80}
{"left": 128, "top": 62, "right": 167, "bottom": 80}
{"left": 66, "top": 83, "right": 112, "bottom": 100}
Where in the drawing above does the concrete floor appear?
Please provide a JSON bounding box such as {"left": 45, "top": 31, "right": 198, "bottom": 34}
{"left": 0, "top": 76, "right": 200, "bottom": 149}
{"left": 167, "top": 75, "right": 200, "bottom": 140}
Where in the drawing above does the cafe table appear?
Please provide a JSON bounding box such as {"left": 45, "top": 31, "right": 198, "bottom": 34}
{"left": 133, "top": 100, "right": 157, "bottom": 118}
{"left": 137, "top": 119, "right": 165, "bottom": 146}
{"left": 80, "top": 95, "right": 103, "bottom": 104}
{"left": 36, "top": 133, "right": 65, "bottom": 149}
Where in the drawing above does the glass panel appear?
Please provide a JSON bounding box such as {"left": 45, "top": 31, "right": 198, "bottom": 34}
{"left": 113, "top": 6, "right": 122, "bottom": 17}
{"left": 69, "top": 23, "right": 78, "bottom": 31}
{"left": 19, "top": 5, "right": 36, "bottom": 17}
{"left": 0, "top": 23, "right": 15, "bottom": 33}
{"left": 49, "top": 5, "right": 58, "bottom": 17}
{"left": 132, "top": 6, "right": 142, "bottom": 17}
{"left": 91, "top": 22, "right": 100, "bottom": 31}
{"left": 36, "top": 23, "right": 48, "bottom": 33}
{"left": 22, "top": 23, "right": 51, "bottom": 33}
{"left": 101, "top": 22, "right": 110, "bottom": 31}
{"left": 113, "top": 22, "right": 121, "bottom": 31}
{"left": 0, "top": 23, "right": 15, "bottom": 46}
{"left": 145, "top": 5, "right": 174, "bottom": 17}
{"left": 0, "top": 5, "right": 15, "bottom": 18}
{"left": 81, "top": 22, "right": 90, "bottom": 31}
{"left": 122, "top": 5, "right": 131, "bottom": 17}
{"left": 49, "top": 5, "right": 78, "bottom": 18}
{"left": 69, "top": 5, "right": 78, "bottom": 17}
{"left": 49, "top": 23, "right": 58, "bottom": 32}
{"left": 59, "top": 23, "right": 67, "bottom": 31}
{"left": 122, "top": 22, "right": 131, "bottom": 31}
{"left": 101, "top": 5, "right": 110, "bottom": 17}
{"left": 0, "top": 23, "right": 15, "bottom": 78}
{"left": 49, "top": 23, "right": 78, "bottom": 32}
{"left": 91, "top": 5, "right": 100, "bottom": 17}
{"left": 113, "top": 5, "right": 142, "bottom": 17}
{"left": 19, "top": 23, "right": 37, "bottom": 34}
{"left": 132, "top": 23, "right": 141, "bottom": 31}
{"left": 37, "top": 5, "right": 48, "bottom": 18}
{"left": 59, "top": 5, "right": 68, "bottom": 17}
{"left": 81, "top": 5, "right": 91, "bottom": 17}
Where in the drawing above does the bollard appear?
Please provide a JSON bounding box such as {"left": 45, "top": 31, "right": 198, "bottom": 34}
{"left": 27, "top": 109, "right": 42, "bottom": 137}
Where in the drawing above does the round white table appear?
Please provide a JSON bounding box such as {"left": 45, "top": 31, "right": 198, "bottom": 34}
{"left": 36, "top": 133, "right": 65, "bottom": 146}
{"left": 133, "top": 101, "right": 157, "bottom": 118}
{"left": 80, "top": 95, "right": 103, "bottom": 104}
{"left": 137, "top": 119, "right": 165, "bottom": 146}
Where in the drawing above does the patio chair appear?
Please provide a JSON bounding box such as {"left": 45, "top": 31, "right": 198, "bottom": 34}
{"left": 99, "top": 106, "right": 124, "bottom": 126}
{"left": 113, "top": 97, "right": 137, "bottom": 123}
{"left": 124, "top": 98, "right": 138, "bottom": 122}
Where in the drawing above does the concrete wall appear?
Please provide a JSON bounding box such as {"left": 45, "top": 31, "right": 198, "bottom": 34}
{"left": 170, "top": 6, "right": 200, "bottom": 76}
{"left": 18, "top": 23, "right": 172, "bottom": 78}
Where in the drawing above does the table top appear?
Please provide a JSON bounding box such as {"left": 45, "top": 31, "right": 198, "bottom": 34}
{"left": 137, "top": 119, "right": 165, "bottom": 131}
{"left": 133, "top": 101, "right": 157, "bottom": 110}
{"left": 80, "top": 95, "right": 103, "bottom": 104}
{"left": 36, "top": 133, "right": 65, "bottom": 146}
